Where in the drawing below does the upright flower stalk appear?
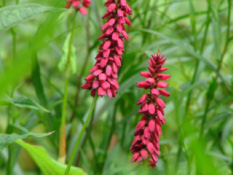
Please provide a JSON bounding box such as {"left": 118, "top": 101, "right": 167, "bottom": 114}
{"left": 65, "top": 0, "right": 91, "bottom": 15}
{"left": 82, "top": 0, "right": 132, "bottom": 98}
{"left": 58, "top": 0, "right": 92, "bottom": 163}
{"left": 130, "top": 52, "right": 170, "bottom": 167}
{"left": 64, "top": 96, "right": 98, "bottom": 175}
{"left": 59, "top": 12, "right": 78, "bottom": 163}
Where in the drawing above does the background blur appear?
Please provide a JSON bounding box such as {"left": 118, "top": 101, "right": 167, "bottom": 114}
{"left": 0, "top": 0, "right": 232, "bottom": 175}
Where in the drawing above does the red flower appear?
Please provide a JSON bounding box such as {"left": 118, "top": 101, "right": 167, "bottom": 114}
{"left": 82, "top": 0, "right": 132, "bottom": 97}
{"left": 130, "top": 52, "right": 170, "bottom": 167}
{"left": 65, "top": 0, "right": 91, "bottom": 15}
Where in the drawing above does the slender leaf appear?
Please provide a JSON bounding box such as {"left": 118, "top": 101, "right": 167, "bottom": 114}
{"left": 58, "top": 33, "right": 77, "bottom": 74}
{"left": 15, "top": 140, "right": 87, "bottom": 175}
{"left": 32, "top": 55, "right": 48, "bottom": 107}
{"left": 0, "top": 131, "right": 53, "bottom": 150}
{"left": 11, "top": 96, "right": 49, "bottom": 112}
{"left": 0, "top": 4, "right": 64, "bottom": 32}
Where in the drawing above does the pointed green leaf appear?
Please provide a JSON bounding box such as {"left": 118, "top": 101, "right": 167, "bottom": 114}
{"left": 58, "top": 34, "right": 77, "bottom": 74}
{"left": 206, "top": 78, "right": 218, "bottom": 100}
{"left": 0, "top": 96, "right": 49, "bottom": 112}
{"left": 11, "top": 96, "right": 50, "bottom": 112}
{"left": 15, "top": 140, "right": 87, "bottom": 175}
{"left": 0, "top": 4, "right": 64, "bottom": 32}
{"left": 0, "top": 131, "right": 53, "bottom": 150}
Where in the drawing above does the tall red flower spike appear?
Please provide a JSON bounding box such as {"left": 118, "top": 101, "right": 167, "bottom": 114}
{"left": 130, "top": 52, "right": 170, "bottom": 167}
{"left": 65, "top": 0, "right": 91, "bottom": 15}
{"left": 82, "top": 0, "right": 132, "bottom": 98}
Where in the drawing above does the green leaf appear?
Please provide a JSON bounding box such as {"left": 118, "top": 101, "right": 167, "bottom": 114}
{"left": 0, "top": 4, "right": 64, "bottom": 32}
{"left": 32, "top": 55, "right": 48, "bottom": 107}
{"left": 11, "top": 96, "right": 50, "bottom": 112}
{"left": 0, "top": 96, "right": 49, "bottom": 112}
{"left": 141, "top": 29, "right": 217, "bottom": 71}
{"left": 0, "top": 8, "right": 64, "bottom": 98}
{"left": 58, "top": 33, "right": 77, "bottom": 74}
{"left": 0, "top": 131, "right": 53, "bottom": 150}
{"left": 15, "top": 140, "right": 87, "bottom": 175}
{"left": 206, "top": 78, "right": 218, "bottom": 100}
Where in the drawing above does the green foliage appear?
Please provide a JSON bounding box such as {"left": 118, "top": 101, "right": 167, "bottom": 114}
{"left": 0, "top": 4, "right": 63, "bottom": 32}
{"left": 0, "top": 131, "right": 53, "bottom": 150}
{"left": 206, "top": 78, "right": 218, "bottom": 100}
{"left": 0, "top": 0, "right": 232, "bottom": 175}
{"left": 15, "top": 140, "right": 87, "bottom": 175}
{"left": 59, "top": 33, "right": 77, "bottom": 74}
{"left": 0, "top": 96, "right": 49, "bottom": 112}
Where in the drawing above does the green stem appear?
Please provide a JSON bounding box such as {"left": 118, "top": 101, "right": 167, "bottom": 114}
{"left": 6, "top": 0, "right": 18, "bottom": 169}
{"left": 93, "top": 0, "right": 102, "bottom": 26}
{"left": 199, "top": 101, "right": 210, "bottom": 137}
{"left": 73, "top": 103, "right": 97, "bottom": 168}
{"left": 230, "top": 139, "right": 233, "bottom": 175}
{"left": 98, "top": 106, "right": 116, "bottom": 174}
{"left": 184, "top": 2, "right": 211, "bottom": 118}
{"left": 58, "top": 11, "right": 77, "bottom": 162}
{"left": 70, "top": 15, "right": 91, "bottom": 122}
{"left": 64, "top": 96, "right": 98, "bottom": 175}
{"left": 199, "top": 0, "right": 231, "bottom": 138}
{"left": 11, "top": 29, "right": 16, "bottom": 59}
{"left": 215, "top": 0, "right": 231, "bottom": 81}
{"left": 6, "top": 145, "right": 13, "bottom": 175}
{"left": 6, "top": 89, "right": 14, "bottom": 175}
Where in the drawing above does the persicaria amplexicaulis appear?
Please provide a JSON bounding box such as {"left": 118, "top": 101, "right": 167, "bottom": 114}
{"left": 65, "top": 0, "right": 91, "bottom": 15}
{"left": 130, "top": 52, "right": 170, "bottom": 167}
{"left": 82, "top": 0, "right": 132, "bottom": 98}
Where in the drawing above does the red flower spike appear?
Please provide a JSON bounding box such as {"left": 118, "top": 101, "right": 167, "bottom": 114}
{"left": 140, "top": 71, "right": 151, "bottom": 78}
{"left": 159, "top": 89, "right": 170, "bottom": 97}
{"left": 140, "top": 149, "right": 148, "bottom": 159}
{"left": 130, "top": 52, "right": 170, "bottom": 167}
{"left": 82, "top": 0, "right": 132, "bottom": 98}
{"left": 137, "top": 94, "right": 147, "bottom": 105}
{"left": 65, "top": 0, "right": 91, "bottom": 15}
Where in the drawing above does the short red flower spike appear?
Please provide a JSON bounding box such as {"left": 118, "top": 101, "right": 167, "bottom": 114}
{"left": 82, "top": 0, "right": 132, "bottom": 98}
{"left": 130, "top": 52, "right": 170, "bottom": 167}
{"left": 65, "top": 0, "right": 91, "bottom": 15}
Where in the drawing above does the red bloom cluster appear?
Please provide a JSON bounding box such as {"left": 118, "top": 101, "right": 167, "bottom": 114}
{"left": 82, "top": 0, "right": 132, "bottom": 98}
{"left": 65, "top": 0, "right": 91, "bottom": 15}
{"left": 130, "top": 52, "right": 170, "bottom": 167}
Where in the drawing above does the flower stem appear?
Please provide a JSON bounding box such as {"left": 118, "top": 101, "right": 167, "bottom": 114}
{"left": 184, "top": 3, "right": 211, "bottom": 119}
{"left": 215, "top": 0, "right": 231, "bottom": 81}
{"left": 199, "top": 101, "right": 210, "bottom": 137}
{"left": 199, "top": 0, "right": 232, "bottom": 138}
{"left": 64, "top": 96, "right": 98, "bottom": 175}
{"left": 58, "top": 11, "right": 77, "bottom": 163}
{"left": 70, "top": 15, "right": 91, "bottom": 122}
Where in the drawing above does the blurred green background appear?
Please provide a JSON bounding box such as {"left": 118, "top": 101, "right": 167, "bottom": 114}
{"left": 0, "top": 0, "right": 233, "bottom": 175}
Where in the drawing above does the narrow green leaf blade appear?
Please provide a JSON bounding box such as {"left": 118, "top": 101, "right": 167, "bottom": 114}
{"left": 32, "top": 55, "right": 48, "bottom": 107}
{"left": 58, "top": 33, "right": 77, "bottom": 74}
{"left": 15, "top": 140, "right": 87, "bottom": 175}
{"left": 0, "top": 4, "right": 64, "bottom": 32}
{"left": 11, "top": 96, "right": 49, "bottom": 112}
{"left": 206, "top": 78, "right": 218, "bottom": 100}
{"left": 0, "top": 132, "right": 53, "bottom": 150}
